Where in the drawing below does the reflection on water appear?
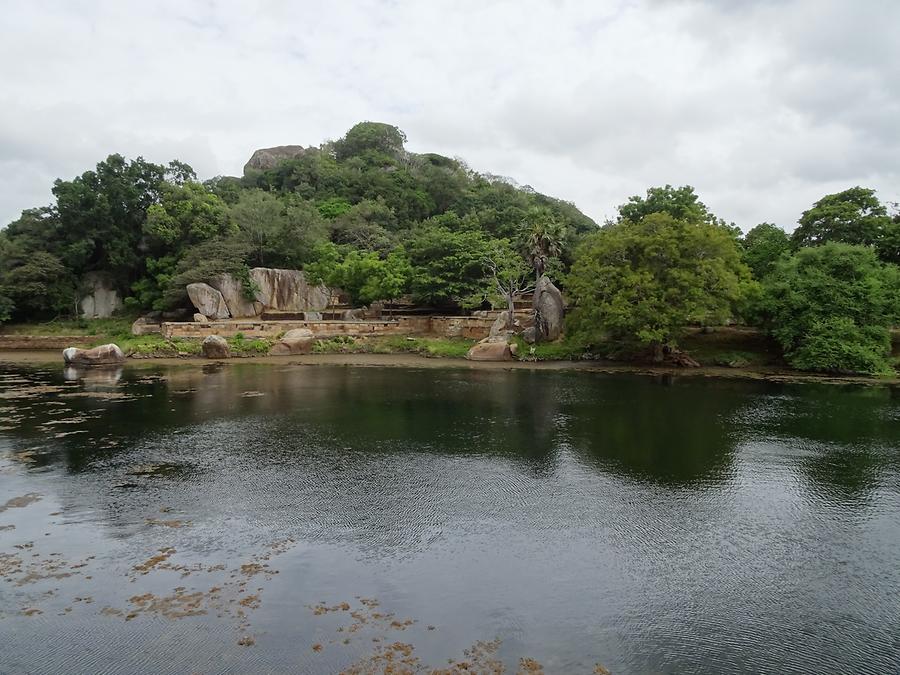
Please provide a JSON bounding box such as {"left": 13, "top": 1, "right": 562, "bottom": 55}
{"left": 1, "top": 362, "right": 899, "bottom": 674}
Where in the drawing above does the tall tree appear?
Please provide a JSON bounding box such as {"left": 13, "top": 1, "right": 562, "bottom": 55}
{"left": 567, "top": 213, "right": 752, "bottom": 361}
{"left": 741, "top": 223, "right": 791, "bottom": 280}
{"left": 792, "top": 187, "right": 899, "bottom": 263}
{"left": 762, "top": 243, "right": 900, "bottom": 374}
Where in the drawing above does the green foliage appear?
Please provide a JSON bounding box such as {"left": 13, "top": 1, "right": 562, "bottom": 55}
{"left": 566, "top": 213, "right": 752, "bottom": 351}
{"left": 792, "top": 187, "right": 899, "bottom": 263}
{"left": 1, "top": 251, "right": 77, "bottom": 320}
{"left": 163, "top": 237, "right": 253, "bottom": 308}
{"left": 333, "top": 122, "right": 407, "bottom": 161}
{"left": 406, "top": 224, "right": 495, "bottom": 307}
{"left": 317, "top": 197, "right": 352, "bottom": 219}
{"left": 144, "top": 181, "right": 234, "bottom": 248}
{"left": 0, "top": 294, "right": 13, "bottom": 323}
{"left": 762, "top": 243, "right": 900, "bottom": 374}
{"left": 741, "top": 222, "right": 791, "bottom": 280}
{"left": 788, "top": 318, "right": 893, "bottom": 376}
{"left": 618, "top": 185, "right": 718, "bottom": 226}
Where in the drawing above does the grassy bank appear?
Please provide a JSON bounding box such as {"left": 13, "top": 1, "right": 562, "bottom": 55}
{"left": 3, "top": 318, "right": 898, "bottom": 375}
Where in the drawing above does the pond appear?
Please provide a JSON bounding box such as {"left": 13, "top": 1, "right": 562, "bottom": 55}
{"left": 1, "top": 360, "right": 899, "bottom": 674}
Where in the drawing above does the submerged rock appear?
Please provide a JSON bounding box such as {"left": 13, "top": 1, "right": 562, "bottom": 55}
{"left": 201, "top": 335, "right": 230, "bottom": 359}
{"left": 62, "top": 343, "right": 126, "bottom": 367}
{"left": 187, "top": 283, "right": 230, "bottom": 320}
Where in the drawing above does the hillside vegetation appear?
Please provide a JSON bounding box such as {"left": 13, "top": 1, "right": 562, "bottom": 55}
{"left": 1, "top": 122, "right": 899, "bottom": 375}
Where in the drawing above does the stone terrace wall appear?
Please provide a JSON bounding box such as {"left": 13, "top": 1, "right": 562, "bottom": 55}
{"left": 0, "top": 335, "right": 93, "bottom": 350}
{"left": 161, "top": 316, "right": 494, "bottom": 341}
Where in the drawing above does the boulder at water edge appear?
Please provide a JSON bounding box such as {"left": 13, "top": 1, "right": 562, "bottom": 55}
{"left": 187, "top": 283, "right": 230, "bottom": 320}
{"left": 466, "top": 337, "right": 515, "bottom": 361}
{"left": 201, "top": 335, "right": 230, "bottom": 359}
{"left": 270, "top": 328, "right": 316, "bottom": 355}
{"left": 62, "top": 343, "right": 126, "bottom": 366}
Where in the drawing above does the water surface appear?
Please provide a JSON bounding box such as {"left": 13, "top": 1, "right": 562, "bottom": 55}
{"left": 1, "top": 360, "right": 899, "bottom": 673}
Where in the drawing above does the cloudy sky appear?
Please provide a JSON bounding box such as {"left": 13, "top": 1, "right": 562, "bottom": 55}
{"left": 1, "top": 0, "right": 898, "bottom": 230}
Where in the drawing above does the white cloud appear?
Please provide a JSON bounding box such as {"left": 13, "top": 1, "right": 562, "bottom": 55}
{"left": 1, "top": 0, "right": 898, "bottom": 231}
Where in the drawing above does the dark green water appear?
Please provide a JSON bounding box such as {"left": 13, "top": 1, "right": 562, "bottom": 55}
{"left": 1, "top": 360, "right": 899, "bottom": 674}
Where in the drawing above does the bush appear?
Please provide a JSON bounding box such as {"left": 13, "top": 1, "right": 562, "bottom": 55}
{"left": 788, "top": 317, "right": 893, "bottom": 375}
{"left": 762, "top": 243, "right": 900, "bottom": 375}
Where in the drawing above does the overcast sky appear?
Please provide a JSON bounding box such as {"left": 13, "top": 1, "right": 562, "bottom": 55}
{"left": 1, "top": 0, "right": 898, "bottom": 231}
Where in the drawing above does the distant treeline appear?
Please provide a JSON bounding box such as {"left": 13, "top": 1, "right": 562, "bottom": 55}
{"left": 0, "top": 122, "right": 898, "bottom": 374}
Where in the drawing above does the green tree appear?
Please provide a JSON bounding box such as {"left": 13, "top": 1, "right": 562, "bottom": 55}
{"left": 792, "top": 187, "right": 899, "bottom": 263}
{"left": 333, "top": 122, "right": 407, "bottom": 161}
{"left": 741, "top": 222, "right": 791, "bottom": 280}
{"left": 618, "top": 185, "right": 717, "bottom": 225}
{"left": 406, "top": 225, "right": 495, "bottom": 307}
{"left": 361, "top": 248, "right": 412, "bottom": 313}
{"left": 762, "top": 243, "right": 900, "bottom": 375}
{"left": 567, "top": 213, "right": 752, "bottom": 360}
{"left": 1, "top": 251, "right": 77, "bottom": 319}
{"left": 51, "top": 154, "right": 173, "bottom": 289}
{"left": 145, "top": 181, "right": 234, "bottom": 249}
{"left": 483, "top": 240, "right": 533, "bottom": 328}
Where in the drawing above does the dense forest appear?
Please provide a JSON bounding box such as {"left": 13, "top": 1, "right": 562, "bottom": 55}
{"left": 1, "top": 122, "right": 898, "bottom": 374}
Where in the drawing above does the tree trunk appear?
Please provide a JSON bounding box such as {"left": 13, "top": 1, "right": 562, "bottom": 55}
{"left": 651, "top": 342, "right": 665, "bottom": 363}
{"left": 506, "top": 288, "right": 516, "bottom": 330}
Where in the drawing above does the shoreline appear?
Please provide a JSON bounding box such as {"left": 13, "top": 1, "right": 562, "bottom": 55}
{"left": 2, "top": 349, "right": 897, "bottom": 387}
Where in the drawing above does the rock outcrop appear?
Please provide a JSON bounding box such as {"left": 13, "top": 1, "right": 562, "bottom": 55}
{"left": 187, "top": 283, "right": 230, "bottom": 320}
{"left": 210, "top": 274, "right": 262, "bottom": 318}
{"left": 250, "top": 268, "right": 330, "bottom": 313}
{"left": 531, "top": 276, "right": 565, "bottom": 342}
{"left": 63, "top": 343, "right": 126, "bottom": 366}
{"left": 243, "top": 146, "right": 311, "bottom": 174}
{"left": 201, "top": 335, "right": 230, "bottom": 359}
{"left": 270, "top": 328, "right": 316, "bottom": 356}
{"left": 80, "top": 272, "right": 122, "bottom": 319}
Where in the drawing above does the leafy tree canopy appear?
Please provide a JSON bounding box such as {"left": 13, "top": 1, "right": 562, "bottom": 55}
{"left": 762, "top": 242, "right": 900, "bottom": 374}
{"left": 566, "top": 213, "right": 752, "bottom": 353}
{"left": 792, "top": 186, "right": 899, "bottom": 263}
{"left": 741, "top": 222, "right": 792, "bottom": 280}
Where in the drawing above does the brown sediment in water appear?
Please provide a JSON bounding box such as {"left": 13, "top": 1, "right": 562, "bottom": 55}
{"left": 133, "top": 547, "right": 176, "bottom": 574}
{"left": 0, "top": 493, "right": 42, "bottom": 513}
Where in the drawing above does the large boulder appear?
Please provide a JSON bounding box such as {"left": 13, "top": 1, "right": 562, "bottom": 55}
{"left": 201, "top": 335, "right": 230, "bottom": 359}
{"left": 187, "top": 283, "right": 230, "bottom": 320}
{"left": 533, "top": 276, "right": 565, "bottom": 342}
{"left": 210, "top": 274, "right": 263, "bottom": 318}
{"left": 250, "top": 268, "right": 330, "bottom": 313}
{"left": 63, "top": 343, "right": 126, "bottom": 366}
{"left": 243, "top": 146, "right": 311, "bottom": 174}
{"left": 80, "top": 272, "right": 122, "bottom": 319}
{"left": 466, "top": 337, "right": 514, "bottom": 361}
{"left": 270, "top": 328, "right": 316, "bottom": 356}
